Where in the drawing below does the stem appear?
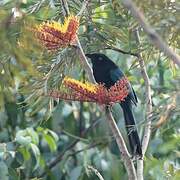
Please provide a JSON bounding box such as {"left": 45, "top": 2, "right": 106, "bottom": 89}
{"left": 76, "top": 39, "right": 96, "bottom": 83}
{"left": 77, "top": 0, "right": 90, "bottom": 17}
{"left": 104, "top": 45, "right": 139, "bottom": 57}
{"left": 87, "top": 165, "right": 105, "bottom": 180}
{"left": 134, "top": 29, "right": 152, "bottom": 180}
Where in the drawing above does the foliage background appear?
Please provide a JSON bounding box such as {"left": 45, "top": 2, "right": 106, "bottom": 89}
{"left": 0, "top": 0, "right": 179, "bottom": 179}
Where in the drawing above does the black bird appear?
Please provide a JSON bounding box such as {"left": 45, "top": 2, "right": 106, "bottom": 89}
{"left": 86, "top": 53, "right": 142, "bottom": 158}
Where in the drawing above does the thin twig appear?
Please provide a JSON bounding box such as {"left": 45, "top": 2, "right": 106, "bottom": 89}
{"left": 62, "top": 129, "right": 89, "bottom": 142}
{"left": 134, "top": 29, "right": 152, "bottom": 180}
{"left": 104, "top": 45, "right": 139, "bottom": 57}
{"left": 68, "top": 142, "right": 104, "bottom": 157}
{"left": 121, "top": 0, "right": 180, "bottom": 67}
{"left": 154, "top": 95, "right": 176, "bottom": 128}
{"left": 60, "top": 0, "right": 69, "bottom": 16}
{"left": 87, "top": 165, "right": 105, "bottom": 180}
{"left": 77, "top": 0, "right": 90, "bottom": 17}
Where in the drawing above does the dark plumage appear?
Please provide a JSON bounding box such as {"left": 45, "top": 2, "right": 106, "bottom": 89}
{"left": 86, "top": 53, "right": 142, "bottom": 158}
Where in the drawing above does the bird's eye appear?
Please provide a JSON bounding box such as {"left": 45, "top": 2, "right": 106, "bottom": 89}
{"left": 99, "top": 57, "right": 103, "bottom": 61}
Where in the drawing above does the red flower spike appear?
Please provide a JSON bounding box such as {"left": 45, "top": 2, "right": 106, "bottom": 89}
{"left": 47, "top": 77, "right": 129, "bottom": 105}
{"left": 35, "top": 15, "right": 79, "bottom": 51}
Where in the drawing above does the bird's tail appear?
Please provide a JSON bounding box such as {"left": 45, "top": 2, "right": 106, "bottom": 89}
{"left": 121, "top": 103, "right": 142, "bottom": 158}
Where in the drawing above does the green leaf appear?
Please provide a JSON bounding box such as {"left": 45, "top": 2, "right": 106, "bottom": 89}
{"left": 27, "top": 127, "right": 39, "bottom": 145}
{"left": 30, "top": 143, "right": 40, "bottom": 170}
{"left": 174, "top": 169, "right": 180, "bottom": 180}
{"left": 47, "top": 129, "right": 59, "bottom": 142}
{"left": 44, "top": 134, "right": 57, "bottom": 152}
{"left": 0, "top": 161, "right": 9, "bottom": 180}
{"left": 15, "top": 130, "right": 32, "bottom": 147}
{"left": 18, "top": 147, "right": 31, "bottom": 161}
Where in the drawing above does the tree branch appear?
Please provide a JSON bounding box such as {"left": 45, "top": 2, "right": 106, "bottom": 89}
{"left": 87, "top": 165, "right": 105, "bottom": 180}
{"left": 121, "top": 0, "right": 180, "bottom": 67}
{"left": 134, "top": 29, "right": 152, "bottom": 180}
{"left": 105, "top": 106, "right": 137, "bottom": 180}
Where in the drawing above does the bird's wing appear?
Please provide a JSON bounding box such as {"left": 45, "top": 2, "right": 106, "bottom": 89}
{"left": 110, "top": 68, "right": 138, "bottom": 105}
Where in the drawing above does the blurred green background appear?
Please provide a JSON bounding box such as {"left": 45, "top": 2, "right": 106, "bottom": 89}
{"left": 0, "top": 0, "right": 179, "bottom": 179}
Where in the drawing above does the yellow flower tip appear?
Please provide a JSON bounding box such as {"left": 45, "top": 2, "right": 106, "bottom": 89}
{"left": 36, "top": 15, "right": 79, "bottom": 33}
{"left": 34, "top": 15, "right": 79, "bottom": 51}
{"left": 64, "top": 15, "right": 79, "bottom": 31}
{"left": 42, "top": 21, "right": 66, "bottom": 33}
{"left": 63, "top": 77, "right": 97, "bottom": 93}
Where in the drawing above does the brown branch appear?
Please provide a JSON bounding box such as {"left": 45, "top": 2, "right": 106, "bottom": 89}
{"left": 121, "top": 0, "right": 180, "bottom": 68}
{"left": 134, "top": 29, "right": 152, "bottom": 180}
{"left": 105, "top": 106, "right": 137, "bottom": 180}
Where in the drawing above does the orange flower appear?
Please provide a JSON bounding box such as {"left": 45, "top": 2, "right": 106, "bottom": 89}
{"left": 35, "top": 15, "right": 79, "bottom": 51}
{"left": 47, "top": 76, "right": 129, "bottom": 105}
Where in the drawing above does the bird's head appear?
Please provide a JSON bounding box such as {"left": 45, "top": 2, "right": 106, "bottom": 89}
{"left": 85, "top": 53, "right": 117, "bottom": 68}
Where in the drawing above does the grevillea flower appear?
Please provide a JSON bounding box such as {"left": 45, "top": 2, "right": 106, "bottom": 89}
{"left": 47, "top": 76, "right": 129, "bottom": 105}
{"left": 35, "top": 15, "right": 79, "bottom": 51}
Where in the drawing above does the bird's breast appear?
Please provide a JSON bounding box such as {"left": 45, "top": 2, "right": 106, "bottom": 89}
{"left": 93, "top": 68, "right": 115, "bottom": 88}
